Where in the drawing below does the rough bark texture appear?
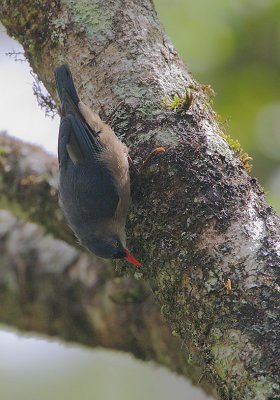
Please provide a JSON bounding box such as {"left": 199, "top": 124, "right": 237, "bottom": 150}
{"left": 0, "top": 1, "right": 279, "bottom": 399}
{"left": 1, "top": 205, "right": 208, "bottom": 385}
{"left": 0, "top": 134, "right": 212, "bottom": 394}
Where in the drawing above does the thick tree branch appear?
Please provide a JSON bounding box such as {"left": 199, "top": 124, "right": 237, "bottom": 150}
{"left": 0, "top": 1, "right": 279, "bottom": 399}
{"left": 0, "top": 206, "right": 213, "bottom": 393}
{"left": 0, "top": 134, "right": 214, "bottom": 395}
{"left": 0, "top": 132, "right": 74, "bottom": 244}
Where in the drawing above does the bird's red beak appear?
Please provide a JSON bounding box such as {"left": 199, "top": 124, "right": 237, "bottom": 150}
{"left": 125, "top": 249, "right": 142, "bottom": 267}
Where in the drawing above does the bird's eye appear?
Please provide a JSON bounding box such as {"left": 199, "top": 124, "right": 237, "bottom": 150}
{"left": 113, "top": 250, "right": 126, "bottom": 259}
{"left": 112, "top": 241, "right": 118, "bottom": 248}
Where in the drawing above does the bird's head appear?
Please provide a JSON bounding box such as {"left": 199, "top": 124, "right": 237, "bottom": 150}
{"left": 85, "top": 235, "right": 141, "bottom": 267}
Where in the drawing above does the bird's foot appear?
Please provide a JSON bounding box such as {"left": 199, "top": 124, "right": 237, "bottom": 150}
{"left": 129, "top": 147, "right": 166, "bottom": 175}
{"left": 139, "top": 147, "right": 166, "bottom": 173}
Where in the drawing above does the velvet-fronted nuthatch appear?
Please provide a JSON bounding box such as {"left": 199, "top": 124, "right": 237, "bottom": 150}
{"left": 54, "top": 65, "right": 141, "bottom": 266}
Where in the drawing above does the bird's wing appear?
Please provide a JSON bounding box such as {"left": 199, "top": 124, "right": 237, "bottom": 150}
{"left": 58, "top": 114, "right": 120, "bottom": 223}
{"left": 58, "top": 113, "right": 103, "bottom": 165}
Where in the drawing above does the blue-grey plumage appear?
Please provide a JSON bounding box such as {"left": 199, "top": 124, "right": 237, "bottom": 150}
{"left": 55, "top": 65, "right": 141, "bottom": 266}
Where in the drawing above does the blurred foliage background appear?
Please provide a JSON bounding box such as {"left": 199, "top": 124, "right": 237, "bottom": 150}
{"left": 156, "top": 0, "right": 280, "bottom": 213}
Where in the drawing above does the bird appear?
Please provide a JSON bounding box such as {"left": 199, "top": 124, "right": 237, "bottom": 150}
{"left": 54, "top": 64, "right": 141, "bottom": 266}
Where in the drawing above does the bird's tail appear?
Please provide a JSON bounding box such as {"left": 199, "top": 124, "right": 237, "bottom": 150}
{"left": 54, "top": 64, "right": 80, "bottom": 107}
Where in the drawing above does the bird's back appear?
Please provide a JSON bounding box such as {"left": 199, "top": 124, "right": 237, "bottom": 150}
{"left": 55, "top": 65, "right": 130, "bottom": 245}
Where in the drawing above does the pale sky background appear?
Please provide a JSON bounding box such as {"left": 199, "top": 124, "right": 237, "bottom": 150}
{"left": 0, "top": 25, "right": 211, "bottom": 400}
{"left": 0, "top": 26, "right": 59, "bottom": 154}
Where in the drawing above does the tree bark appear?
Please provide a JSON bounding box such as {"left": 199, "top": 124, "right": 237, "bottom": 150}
{"left": 0, "top": 1, "right": 279, "bottom": 399}
{"left": 0, "top": 133, "right": 212, "bottom": 394}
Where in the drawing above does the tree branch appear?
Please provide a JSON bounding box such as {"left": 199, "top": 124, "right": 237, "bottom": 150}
{"left": 0, "top": 1, "right": 279, "bottom": 398}
{"left": 0, "top": 206, "right": 148, "bottom": 346}
{"left": 0, "top": 132, "right": 74, "bottom": 244}
{"left": 0, "top": 206, "right": 213, "bottom": 393}
{"left": 0, "top": 133, "right": 214, "bottom": 395}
